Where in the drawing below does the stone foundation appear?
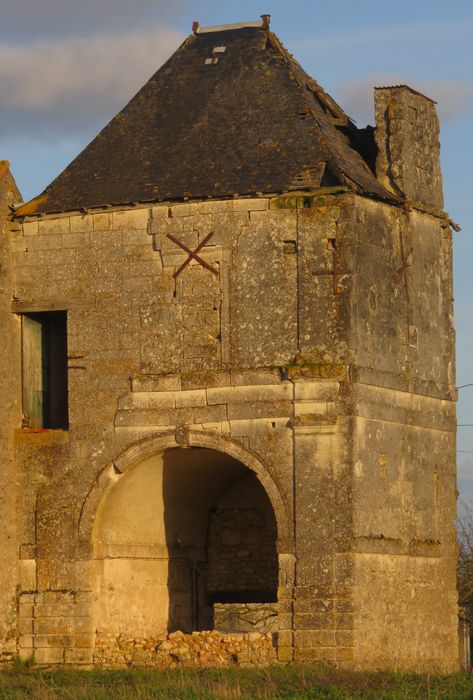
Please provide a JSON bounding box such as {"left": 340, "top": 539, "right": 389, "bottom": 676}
{"left": 93, "top": 630, "right": 277, "bottom": 668}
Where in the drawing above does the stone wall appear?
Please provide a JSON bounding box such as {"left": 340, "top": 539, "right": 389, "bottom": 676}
{"left": 214, "top": 603, "right": 278, "bottom": 634}
{"left": 3, "top": 190, "right": 458, "bottom": 671}
{"left": 207, "top": 507, "right": 277, "bottom": 598}
{"left": 0, "top": 164, "right": 21, "bottom": 664}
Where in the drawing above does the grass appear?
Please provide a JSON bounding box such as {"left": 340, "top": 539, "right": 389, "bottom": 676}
{"left": 0, "top": 665, "right": 473, "bottom": 700}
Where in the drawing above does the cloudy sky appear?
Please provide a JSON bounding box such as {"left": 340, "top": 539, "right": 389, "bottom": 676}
{"left": 1, "top": 0, "right": 472, "bottom": 501}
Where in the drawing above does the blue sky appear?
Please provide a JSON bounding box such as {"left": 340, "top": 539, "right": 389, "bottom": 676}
{"left": 1, "top": 0, "right": 472, "bottom": 499}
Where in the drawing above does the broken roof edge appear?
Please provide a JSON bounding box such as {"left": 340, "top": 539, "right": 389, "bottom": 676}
{"left": 193, "top": 15, "right": 270, "bottom": 34}
{"left": 265, "top": 32, "right": 357, "bottom": 133}
{"left": 13, "top": 185, "right": 403, "bottom": 221}
{"left": 374, "top": 84, "right": 437, "bottom": 104}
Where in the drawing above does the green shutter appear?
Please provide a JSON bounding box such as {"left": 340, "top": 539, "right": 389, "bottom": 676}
{"left": 22, "top": 315, "right": 44, "bottom": 428}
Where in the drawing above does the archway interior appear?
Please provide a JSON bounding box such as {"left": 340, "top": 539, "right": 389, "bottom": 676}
{"left": 93, "top": 447, "right": 278, "bottom": 639}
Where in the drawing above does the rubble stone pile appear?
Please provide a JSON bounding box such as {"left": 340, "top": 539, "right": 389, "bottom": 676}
{"left": 94, "top": 629, "right": 277, "bottom": 668}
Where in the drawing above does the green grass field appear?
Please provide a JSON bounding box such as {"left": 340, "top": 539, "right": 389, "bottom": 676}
{"left": 1, "top": 665, "right": 473, "bottom": 700}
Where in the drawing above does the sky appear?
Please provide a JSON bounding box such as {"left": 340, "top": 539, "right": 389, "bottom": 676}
{"left": 1, "top": 0, "right": 472, "bottom": 502}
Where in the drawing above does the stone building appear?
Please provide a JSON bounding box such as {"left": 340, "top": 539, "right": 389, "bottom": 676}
{"left": 0, "top": 18, "right": 459, "bottom": 671}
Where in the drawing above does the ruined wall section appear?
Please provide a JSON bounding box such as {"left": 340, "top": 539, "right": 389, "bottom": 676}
{"left": 375, "top": 86, "right": 443, "bottom": 210}
{"left": 0, "top": 164, "right": 22, "bottom": 663}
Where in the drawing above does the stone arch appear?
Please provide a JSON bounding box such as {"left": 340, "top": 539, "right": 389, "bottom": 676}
{"left": 84, "top": 430, "right": 293, "bottom": 644}
{"left": 79, "top": 429, "right": 292, "bottom": 551}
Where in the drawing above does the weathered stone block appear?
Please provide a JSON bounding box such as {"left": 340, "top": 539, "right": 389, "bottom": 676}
{"left": 22, "top": 221, "right": 38, "bottom": 236}
{"left": 174, "top": 389, "right": 206, "bottom": 408}
{"left": 169, "top": 203, "right": 199, "bottom": 217}
{"left": 29, "top": 234, "right": 63, "bottom": 251}
{"left": 11, "top": 238, "right": 27, "bottom": 253}
{"left": 131, "top": 409, "right": 171, "bottom": 427}
{"left": 181, "top": 371, "right": 231, "bottom": 390}
{"left": 112, "top": 208, "right": 149, "bottom": 230}
{"left": 38, "top": 217, "right": 70, "bottom": 235}
{"left": 293, "top": 381, "right": 340, "bottom": 401}
{"left": 227, "top": 401, "right": 292, "bottom": 421}
{"left": 294, "top": 646, "right": 337, "bottom": 661}
{"left": 62, "top": 232, "right": 89, "bottom": 248}
{"left": 168, "top": 407, "right": 194, "bottom": 425}
{"left": 19, "top": 604, "right": 34, "bottom": 620}
{"left": 294, "top": 630, "right": 336, "bottom": 646}
{"left": 197, "top": 200, "right": 233, "bottom": 214}
{"left": 19, "top": 560, "right": 36, "bottom": 591}
{"left": 19, "top": 618, "right": 33, "bottom": 635}
{"left": 277, "top": 646, "right": 294, "bottom": 662}
{"left": 19, "top": 635, "right": 34, "bottom": 649}
{"left": 34, "top": 647, "right": 65, "bottom": 664}
{"left": 132, "top": 375, "right": 181, "bottom": 392}
{"left": 74, "top": 592, "right": 93, "bottom": 604}
{"left": 147, "top": 392, "right": 176, "bottom": 410}
{"left": 65, "top": 647, "right": 93, "bottom": 664}
{"left": 231, "top": 369, "right": 282, "bottom": 386}
{"left": 34, "top": 617, "right": 74, "bottom": 635}
{"left": 70, "top": 215, "right": 94, "bottom": 233}
{"left": 233, "top": 198, "right": 268, "bottom": 211}
{"left": 93, "top": 212, "right": 111, "bottom": 230}
{"left": 151, "top": 206, "right": 169, "bottom": 219}
{"left": 294, "top": 612, "right": 335, "bottom": 629}
{"left": 19, "top": 648, "right": 34, "bottom": 661}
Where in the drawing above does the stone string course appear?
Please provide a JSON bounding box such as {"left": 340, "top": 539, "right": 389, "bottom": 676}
{"left": 94, "top": 630, "right": 276, "bottom": 668}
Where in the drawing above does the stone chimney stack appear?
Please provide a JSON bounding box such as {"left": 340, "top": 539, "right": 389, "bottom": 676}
{"left": 374, "top": 85, "right": 443, "bottom": 210}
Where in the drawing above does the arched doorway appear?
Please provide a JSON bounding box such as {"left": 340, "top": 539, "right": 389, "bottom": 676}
{"left": 92, "top": 446, "right": 279, "bottom": 639}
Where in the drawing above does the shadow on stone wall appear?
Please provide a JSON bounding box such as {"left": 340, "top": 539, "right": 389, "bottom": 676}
{"left": 162, "top": 447, "right": 278, "bottom": 634}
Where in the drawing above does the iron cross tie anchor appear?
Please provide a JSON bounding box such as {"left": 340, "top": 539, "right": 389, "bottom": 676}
{"left": 166, "top": 231, "right": 218, "bottom": 278}
{"left": 395, "top": 228, "right": 413, "bottom": 303}
{"left": 312, "top": 239, "right": 351, "bottom": 294}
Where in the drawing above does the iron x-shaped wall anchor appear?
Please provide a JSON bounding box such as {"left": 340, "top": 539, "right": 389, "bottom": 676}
{"left": 312, "top": 239, "right": 351, "bottom": 294}
{"left": 166, "top": 232, "right": 218, "bottom": 278}
{"left": 395, "top": 228, "right": 413, "bottom": 303}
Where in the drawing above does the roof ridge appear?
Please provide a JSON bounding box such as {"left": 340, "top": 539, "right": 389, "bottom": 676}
{"left": 193, "top": 16, "right": 270, "bottom": 34}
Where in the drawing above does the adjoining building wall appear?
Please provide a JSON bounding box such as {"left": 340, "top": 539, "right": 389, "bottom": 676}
{"left": 0, "top": 164, "right": 21, "bottom": 664}
{"left": 6, "top": 188, "right": 457, "bottom": 671}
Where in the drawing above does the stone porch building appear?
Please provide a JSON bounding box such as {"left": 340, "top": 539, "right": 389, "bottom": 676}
{"left": 0, "top": 18, "right": 459, "bottom": 671}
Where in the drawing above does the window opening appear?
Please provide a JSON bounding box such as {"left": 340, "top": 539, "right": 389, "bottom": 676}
{"left": 21, "top": 311, "right": 68, "bottom": 429}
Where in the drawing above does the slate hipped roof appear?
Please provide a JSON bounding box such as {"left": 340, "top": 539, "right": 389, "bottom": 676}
{"left": 17, "top": 20, "right": 395, "bottom": 216}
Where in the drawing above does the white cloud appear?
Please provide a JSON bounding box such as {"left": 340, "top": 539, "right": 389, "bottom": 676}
{"left": 333, "top": 74, "right": 473, "bottom": 126}
{"left": 0, "top": 0, "right": 189, "bottom": 41}
{"left": 0, "top": 27, "right": 184, "bottom": 137}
